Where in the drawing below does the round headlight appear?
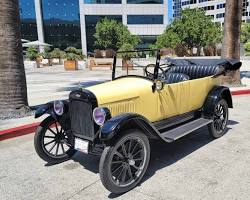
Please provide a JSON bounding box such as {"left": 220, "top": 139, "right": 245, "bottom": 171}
{"left": 155, "top": 80, "right": 164, "bottom": 91}
{"left": 93, "top": 107, "right": 106, "bottom": 126}
{"left": 54, "top": 100, "right": 64, "bottom": 116}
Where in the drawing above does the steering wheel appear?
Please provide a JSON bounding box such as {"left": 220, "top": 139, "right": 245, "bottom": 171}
{"left": 144, "top": 64, "right": 166, "bottom": 80}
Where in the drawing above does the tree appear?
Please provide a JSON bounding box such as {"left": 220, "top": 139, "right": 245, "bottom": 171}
{"left": 0, "top": 0, "right": 28, "bottom": 115}
{"left": 241, "top": 22, "right": 250, "bottom": 44}
{"left": 94, "top": 18, "right": 140, "bottom": 51}
{"left": 154, "top": 9, "right": 222, "bottom": 56}
{"left": 222, "top": 0, "right": 243, "bottom": 84}
{"left": 244, "top": 42, "right": 250, "bottom": 56}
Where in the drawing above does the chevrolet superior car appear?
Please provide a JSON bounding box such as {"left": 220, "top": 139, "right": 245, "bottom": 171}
{"left": 33, "top": 49, "right": 241, "bottom": 194}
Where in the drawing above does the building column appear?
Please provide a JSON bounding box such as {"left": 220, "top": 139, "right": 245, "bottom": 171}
{"left": 164, "top": 0, "right": 169, "bottom": 26}
{"left": 122, "top": 0, "right": 127, "bottom": 25}
{"left": 34, "top": 0, "right": 45, "bottom": 52}
{"left": 79, "top": 0, "right": 87, "bottom": 55}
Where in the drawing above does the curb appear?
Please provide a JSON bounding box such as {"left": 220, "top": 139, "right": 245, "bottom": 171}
{"left": 0, "top": 122, "right": 40, "bottom": 141}
{"left": 231, "top": 89, "right": 250, "bottom": 96}
{"left": 0, "top": 89, "right": 250, "bottom": 142}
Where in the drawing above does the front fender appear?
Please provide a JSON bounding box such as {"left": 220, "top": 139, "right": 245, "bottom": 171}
{"left": 34, "top": 103, "right": 55, "bottom": 118}
{"left": 100, "top": 113, "right": 164, "bottom": 142}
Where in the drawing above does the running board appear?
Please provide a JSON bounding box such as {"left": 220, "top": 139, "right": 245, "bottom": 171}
{"left": 161, "top": 118, "right": 213, "bottom": 142}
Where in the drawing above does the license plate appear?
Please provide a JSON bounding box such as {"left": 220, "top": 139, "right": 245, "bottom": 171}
{"left": 75, "top": 138, "right": 89, "bottom": 154}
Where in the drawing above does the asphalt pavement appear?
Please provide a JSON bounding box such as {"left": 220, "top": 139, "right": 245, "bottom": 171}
{"left": 0, "top": 95, "right": 250, "bottom": 200}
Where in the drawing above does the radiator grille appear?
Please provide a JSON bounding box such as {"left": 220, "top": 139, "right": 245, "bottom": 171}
{"left": 69, "top": 100, "right": 95, "bottom": 140}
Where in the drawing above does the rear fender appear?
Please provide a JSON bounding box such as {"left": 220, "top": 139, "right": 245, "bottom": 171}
{"left": 203, "top": 86, "right": 233, "bottom": 117}
{"left": 100, "top": 113, "right": 163, "bottom": 142}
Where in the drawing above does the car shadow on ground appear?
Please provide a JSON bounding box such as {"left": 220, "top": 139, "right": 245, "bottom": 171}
{"left": 241, "top": 71, "right": 250, "bottom": 79}
{"left": 72, "top": 152, "right": 100, "bottom": 173}
{"left": 49, "top": 120, "right": 239, "bottom": 198}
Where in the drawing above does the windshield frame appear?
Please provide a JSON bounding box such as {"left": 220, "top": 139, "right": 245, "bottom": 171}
{"left": 112, "top": 49, "right": 161, "bottom": 81}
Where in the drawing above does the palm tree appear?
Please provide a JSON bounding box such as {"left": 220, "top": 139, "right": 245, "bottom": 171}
{"left": 0, "top": 0, "right": 28, "bottom": 115}
{"left": 222, "top": 0, "right": 243, "bottom": 84}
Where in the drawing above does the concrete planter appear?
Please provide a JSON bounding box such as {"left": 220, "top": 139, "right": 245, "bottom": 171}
{"left": 24, "top": 61, "right": 39, "bottom": 70}
{"left": 64, "top": 60, "right": 78, "bottom": 70}
{"left": 78, "top": 60, "right": 87, "bottom": 70}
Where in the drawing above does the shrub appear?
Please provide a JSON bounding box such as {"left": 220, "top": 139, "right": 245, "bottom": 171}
{"left": 244, "top": 42, "right": 250, "bottom": 53}
{"left": 64, "top": 47, "right": 86, "bottom": 61}
{"left": 50, "top": 48, "right": 63, "bottom": 58}
{"left": 26, "top": 46, "right": 39, "bottom": 61}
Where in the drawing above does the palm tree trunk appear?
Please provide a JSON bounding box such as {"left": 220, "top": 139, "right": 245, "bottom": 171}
{"left": 0, "top": 0, "right": 28, "bottom": 114}
{"left": 221, "top": 0, "right": 243, "bottom": 85}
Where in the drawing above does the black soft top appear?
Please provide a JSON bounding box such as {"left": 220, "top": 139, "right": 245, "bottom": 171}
{"left": 162, "top": 58, "right": 242, "bottom": 71}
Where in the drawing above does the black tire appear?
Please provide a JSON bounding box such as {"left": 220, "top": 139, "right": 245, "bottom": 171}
{"left": 34, "top": 116, "right": 75, "bottom": 163}
{"left": 208, "top": 99, "right": 229, "bottom": 139}
{"left": 99, "top": 130, "right": 150, "bottom": 194}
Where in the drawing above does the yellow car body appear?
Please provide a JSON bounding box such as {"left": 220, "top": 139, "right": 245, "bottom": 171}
{"left": 87, "top": 76, "right": 220, "bottom": 122}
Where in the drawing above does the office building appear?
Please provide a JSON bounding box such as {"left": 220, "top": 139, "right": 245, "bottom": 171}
{"left": 19, "top": 0, "right": 168, "bottom": 55}
{"left": 173, "top": 0, "right": 250, "bottom": 24}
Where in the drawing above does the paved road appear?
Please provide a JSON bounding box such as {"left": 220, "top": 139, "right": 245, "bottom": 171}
{"left": 1, "top": 95, "right": 250, "bottom": 200}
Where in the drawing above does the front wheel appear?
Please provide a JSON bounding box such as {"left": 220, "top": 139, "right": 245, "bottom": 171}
{"left": 99, "top": 130, "right": 150, "bottom": 194}
{"left": 208, "top": 99, "right": 229, "bottom": 138}
{"left": 34, "top": 116, "right": 75, "bottom": 163}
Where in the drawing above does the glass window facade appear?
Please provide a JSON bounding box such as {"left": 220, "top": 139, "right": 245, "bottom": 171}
{"left": 127, "top": 0, "right": 163, "bottom": 3}
{"left": 182, "top": 0, "right": 196, "bottom": 6}
{"left": 127, "top": 15, "right": 163, "bottom": 24}
{"left": 41, "top": 0, "right": 81, "bottom": 50}
{"left": 137, "top": 35, "right": 157, "bottom": 49}
{"left": 216, "top": 13, "right": 225, "bottom": 19}
{"left": 84, "top": 0, "right": 121, "bottom": 3}
{"left": 85, "top": 15, "right": 122, "bottom": 52}
{"left": 173, "top": 0, "right": 181, "bottom": 18}
{"left": 19, "top": 0, "right": 38, "bottom": 41}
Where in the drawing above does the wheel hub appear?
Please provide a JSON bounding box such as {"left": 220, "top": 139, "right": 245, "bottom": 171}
{"left": 128, "top": 159, "right": 135, "bottom": 166}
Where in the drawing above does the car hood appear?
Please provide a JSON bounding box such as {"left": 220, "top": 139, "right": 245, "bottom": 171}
{"left": 86, "top": 77, "right": 153, "bottom": 105}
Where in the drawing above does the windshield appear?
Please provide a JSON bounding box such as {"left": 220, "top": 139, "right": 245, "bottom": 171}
{"left": 112, "top": 49, "right": 161, "bottom": 80}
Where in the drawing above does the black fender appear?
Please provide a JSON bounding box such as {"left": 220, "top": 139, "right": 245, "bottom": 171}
{"left": 34, "top": 100, "right": 71, "bottom": 131}
{"left": 34, "top": 103, "right": 55, "bottom": 119}
{"left": 100, "top": 113, "right": 165, "bottom": 142}
{"left": 34, "top": 100, "right": 70, "bottom": 118}
{"left": 203, "top": 86, "right": 233, "bottom": 117}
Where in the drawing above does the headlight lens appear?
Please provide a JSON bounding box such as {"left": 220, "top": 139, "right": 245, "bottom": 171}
{"left": 93, "top": 107, "right": 106, "bottom": 126}
{"left": 155, "top": 80, "right": 164, "bottom": 90}
{"left": 53, "top": 100, "right": 64, "bottom": 116}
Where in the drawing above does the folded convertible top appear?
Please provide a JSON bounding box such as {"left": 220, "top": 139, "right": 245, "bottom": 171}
{"left": 163, "top": 58, "right": 242, "bottom": 71}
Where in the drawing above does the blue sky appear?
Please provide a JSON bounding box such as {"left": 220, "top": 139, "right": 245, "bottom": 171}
{"left": 168, "top": 0, "right": 173, "bottom": 23}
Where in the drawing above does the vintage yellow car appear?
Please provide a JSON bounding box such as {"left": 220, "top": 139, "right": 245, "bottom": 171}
{"left": 33, "top": 49, "right": 241, "bottom": 194}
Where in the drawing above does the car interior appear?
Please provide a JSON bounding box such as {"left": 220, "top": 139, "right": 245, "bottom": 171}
{"left": 163, "top": 65, "right": 221, "bottom": 84}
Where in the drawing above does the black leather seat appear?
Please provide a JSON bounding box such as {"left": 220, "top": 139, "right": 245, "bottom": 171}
{"left": 168, "top": 65, "right": 220, "bottom": 80}
{"left": 164, "top": 73, "right": 190, "bottom": 84}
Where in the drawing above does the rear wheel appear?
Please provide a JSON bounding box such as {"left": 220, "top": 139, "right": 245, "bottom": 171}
{"left": 208, "top": 99, "right": 228, "bottom": 138}
{"left": 34, "top": 116, "right": 75, "bottom": 163}
{"left": 99, "top": 130, "right": 150, "bottom": 194}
